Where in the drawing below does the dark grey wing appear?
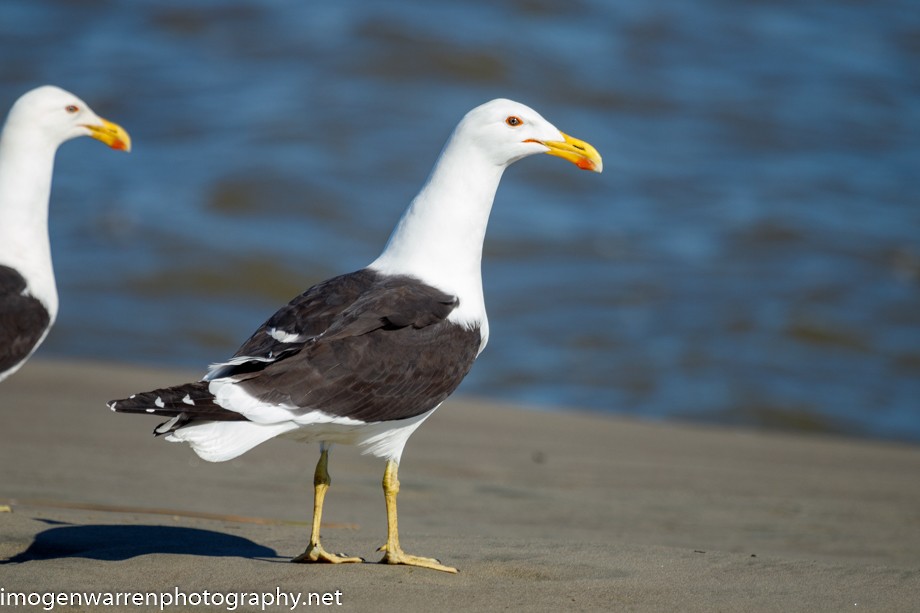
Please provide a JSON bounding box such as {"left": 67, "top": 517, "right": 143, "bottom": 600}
{"left": 232, "top": 272, "right": 482, "bottom": 423}
{"left": 206, "top": 269, "right": 378, "bottom": 380}
{"left": 107, "top": 381, "right": 247, "bottom": 436}
{"left": 321, "top": 274, "right": 460, "bottom": 341}
{"left": 0, "top": 265, "right": 50, "bottom": 375}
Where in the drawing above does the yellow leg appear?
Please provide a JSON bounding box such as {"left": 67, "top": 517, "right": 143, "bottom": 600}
{"left": 292, "top": 446, "right": 363, "bottom": 564}
{"left": 377, "top": 459, "right": 457, "bottom": 573}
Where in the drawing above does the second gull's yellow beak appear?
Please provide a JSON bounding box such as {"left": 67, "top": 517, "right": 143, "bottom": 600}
{"left": 530, "top": 132, "right": 602, "bottom": 173}
{"left": 84, "top": 118, "right": 131, "bottom": 152}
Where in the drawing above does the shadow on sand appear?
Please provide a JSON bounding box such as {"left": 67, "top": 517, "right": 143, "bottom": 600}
{"left": 1, "top": 520, "right": 283, "bottom": 564}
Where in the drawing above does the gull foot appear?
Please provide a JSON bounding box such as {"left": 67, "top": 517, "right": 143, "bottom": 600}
{"left": 377, "top": 544, "right": 458, "bottom": 573}
{"left": 292, "top": 542, "right": 363, "bottom": 564}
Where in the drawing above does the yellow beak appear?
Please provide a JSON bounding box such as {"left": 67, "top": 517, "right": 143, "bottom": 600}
{"left": 84, "top": 118, "right": 132, "bottom": 152}
{"left": 532, "top": 132, "right": 602, "bottom": 173}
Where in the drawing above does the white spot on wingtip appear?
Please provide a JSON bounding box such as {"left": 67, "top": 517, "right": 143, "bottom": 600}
{"left": 146, "top": 408, "right": 155, "bottom": 413}
{"left": 182, "top": 394, "right": 195, "bottom": 405}
{"left": 130, "top": 394, "right": 136, "bottom": 399}
{"left": 109, "top": 402, "right": 117, "bottom": 411}
{"left": 268, "top": 327, "right": 303, "bottom": 343}
{"left": 155, "top": 397, "right": 165, "bottom": 408}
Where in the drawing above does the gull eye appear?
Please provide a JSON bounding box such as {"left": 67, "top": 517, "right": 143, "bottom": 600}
{"left": 505, "top": 116, "right": 523, "bottom": 127}
{"left": 65, "top": 105, "right": 79, "bottom": 114}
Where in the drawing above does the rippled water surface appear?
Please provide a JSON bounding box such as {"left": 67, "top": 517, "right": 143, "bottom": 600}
{"left": 1, "top": 0, "right": 918, "bottom": 441}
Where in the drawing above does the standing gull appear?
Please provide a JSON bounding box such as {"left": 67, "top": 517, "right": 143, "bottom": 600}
{"left": 109, "top": 99, "right": 601, "bottom": 572}
{"left": 0, "top": 86, "right": 130, "bottom": 383}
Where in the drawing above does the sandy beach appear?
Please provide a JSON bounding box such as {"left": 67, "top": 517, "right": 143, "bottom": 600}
{"left": 1, "top": 359, "right": 918, "bottom": 611}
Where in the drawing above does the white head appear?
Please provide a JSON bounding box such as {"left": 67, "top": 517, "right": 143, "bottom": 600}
{"left": 449, "top": 98, "right": 602, "bottom": 172}
{"left": 4, "top": 85, "right": 131, "bottom": 151}
{"left": 370, "top": 98, "right": 602, "bottom": 338}
{"left": 0, "top": 86, "right": 130, "bottom": 322}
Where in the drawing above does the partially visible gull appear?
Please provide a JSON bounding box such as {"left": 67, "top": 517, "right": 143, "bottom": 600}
{"left": 0, "top": 86, "right": 130, "bottom": 382}
{"left": 109, "top": 98, "right": 601, "bottom": 573}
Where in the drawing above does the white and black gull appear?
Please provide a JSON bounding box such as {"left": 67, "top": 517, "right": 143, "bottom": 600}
{"left": 0, "top": 86, "right": 130, "bottom": 383}
{"left": 109, "top": 99, "right": 601, "bottom": 572}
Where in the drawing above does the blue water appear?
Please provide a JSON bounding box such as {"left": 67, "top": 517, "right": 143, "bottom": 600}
{"left": 1, "top": 0, "right": 918, "bottom": 442}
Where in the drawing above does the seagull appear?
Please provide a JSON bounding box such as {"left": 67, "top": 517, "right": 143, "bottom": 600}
{"left": 109, "top": 98, "right": 601, "bottom": 572}
{"left": 0, "top": 86, "right": 130, "bottom": 383}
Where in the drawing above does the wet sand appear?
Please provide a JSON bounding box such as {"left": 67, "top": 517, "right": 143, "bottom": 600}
{"left": 1, "top": 359, "right": 918, "bottom": 611}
